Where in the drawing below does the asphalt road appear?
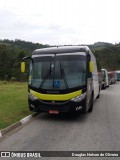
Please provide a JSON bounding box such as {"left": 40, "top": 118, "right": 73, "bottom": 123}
{"left": 0, "top": 82, "right": 120, "bottom": 160}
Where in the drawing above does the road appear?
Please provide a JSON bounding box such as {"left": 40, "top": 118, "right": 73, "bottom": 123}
{"left": 0, "top": 82, "right": 120, "bottom": 160}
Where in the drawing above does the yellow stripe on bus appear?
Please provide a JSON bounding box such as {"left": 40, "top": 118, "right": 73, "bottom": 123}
{"left": 30, "top": 89, "right": 82, "bottom": 101}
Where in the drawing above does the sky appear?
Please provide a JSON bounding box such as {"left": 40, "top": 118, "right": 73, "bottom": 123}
{"left": 0, "top": 0, "right": 120, "bottom": 45}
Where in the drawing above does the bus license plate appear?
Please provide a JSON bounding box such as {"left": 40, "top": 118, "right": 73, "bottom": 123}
{"left": 49, "top": 110, "right": 59, "bottom": 114}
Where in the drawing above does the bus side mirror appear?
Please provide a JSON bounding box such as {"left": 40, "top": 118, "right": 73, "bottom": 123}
{"left": 21, "top": 62, "right": 25, "bottom": 73}
{"left": 89, "top": 62, "right": 94, "bottom": 73}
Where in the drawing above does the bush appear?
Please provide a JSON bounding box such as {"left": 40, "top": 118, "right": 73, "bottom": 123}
{"left": 10, "top": 77, "right": 16, "bottom": 82}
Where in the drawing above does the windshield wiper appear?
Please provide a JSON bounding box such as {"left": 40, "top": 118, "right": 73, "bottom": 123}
{"left": 39, "top": 63, "right": 52, "bottom": 88}
{"left": 60, "top": 61, "right": 69, "bottom": 89}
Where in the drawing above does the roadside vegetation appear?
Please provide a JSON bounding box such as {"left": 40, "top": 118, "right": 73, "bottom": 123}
{"left": 0, "top": 81, "right": 31, "bottom": 129}
{"left": 0, "top": 39, "right": 120, "bottom": 82}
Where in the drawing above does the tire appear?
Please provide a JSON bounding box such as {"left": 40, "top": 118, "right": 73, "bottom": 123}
{"left": 88, "top": 94, "right": 94, "bottom": 113}
{"left": 82, "top": 93, "right": 94, "bottom": 114}
{"left": 97, "top": 86, "right": 100, "bottom": 99}
{"left": 96, "top": 93, "right": 100, "bottom": 98}
{"left": 82, "top": 98, "right": 87, "bottom": 114}
{"left": 102, "top": 83, "right": 105, "bottom": 89}
{"left": 103, "top": 83, "right": 107, "bottom": 89}
{"left": 104, "top": 83, "right": 106, "bottom": 88}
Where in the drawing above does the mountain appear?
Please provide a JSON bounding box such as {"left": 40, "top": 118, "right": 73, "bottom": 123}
{"left": 93, "top": 44, "right": 120, "bottom": 70}
{"left": 0, "top": 39, "right": 49, "bottom": 53}
{"left": 0, "top": 39, "right": 120, "bottom": 80}
{"left": 89, "top": 42, "right": 114, "bottom": 50}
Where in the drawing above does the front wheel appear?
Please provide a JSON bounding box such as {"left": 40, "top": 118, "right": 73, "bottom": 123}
{"left": 88, "top": 94, "right": 94, "bottom": 113}
{"left": 82, "top": 93, "right": 94, "bottom": 114}
{"left": 82, "top": 98, "right": 87, "bottom": 114}
{"left": 97, "top": 86, "right": 100, "bottom": 98}
{"left": 102, "top": 83, "right": 106, "bottom": 89}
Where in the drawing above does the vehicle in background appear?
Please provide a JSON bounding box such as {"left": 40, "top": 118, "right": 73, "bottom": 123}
{"left": 96, "top": 61, "right": 102, "bottom": 94}
{"left": 116, "top": 70, "right": 120, "bottom": 81}
{"left": 108, "top": 72, "right": 111, "bottom": 85}
{"left": 115, "top": 71, "right": 117, "bottom": 82}
{"left": 21, "top": 46, "right": 100, "bottom": 114}
{"left": 98, "top": 72, "right": 102, "bottom": 89}
{"left": 108, "top": 71, "right": 116, "bottom": 84}
{"left": 101, "top": 69, "right": 109, "bottom": 89}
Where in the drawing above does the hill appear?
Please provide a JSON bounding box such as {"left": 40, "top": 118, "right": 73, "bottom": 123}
{"left": 0, "top": 39, "right": 120, "bottom": 80}
{"left": 93, "top": 44, "right": 120, "bottom": 70}
{"left": 89, "top": 42, "right": 114, "bottom": 50}
{"left": 0, "top": 39, "right": 49, "bottom": 53}
{"left": 0, "top": 39, "right": 50, "bottom": 80}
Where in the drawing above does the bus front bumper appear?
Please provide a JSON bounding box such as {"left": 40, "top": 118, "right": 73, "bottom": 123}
{"left": 28, "top": 99, "right": 85, "bottom": 113}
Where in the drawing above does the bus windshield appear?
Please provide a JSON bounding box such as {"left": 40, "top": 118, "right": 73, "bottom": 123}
{"left": 29, "top": 53, "right": 87, "bottom": 90}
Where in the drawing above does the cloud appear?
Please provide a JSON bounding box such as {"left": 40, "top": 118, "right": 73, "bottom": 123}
{"left": 0, "top": 0, "right": 120, "bottom": 45}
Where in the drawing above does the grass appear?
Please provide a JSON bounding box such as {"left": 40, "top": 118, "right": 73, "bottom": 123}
{"left": 0, "top": 81, "right": 31, "bottom": 129}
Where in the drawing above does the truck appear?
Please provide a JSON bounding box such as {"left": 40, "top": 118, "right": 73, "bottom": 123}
{"left": 101, "top": 69, "right": 109, "bottom": 89}
{"left": 21, "top": 46, "right": 100, "bottom": 114}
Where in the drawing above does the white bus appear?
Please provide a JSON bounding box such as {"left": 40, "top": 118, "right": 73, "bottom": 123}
{"left": 116, "top": 70, "right": 120, "bottom": 81}
{"left": 101, "top": 69, "right": 109, "bottom": 89}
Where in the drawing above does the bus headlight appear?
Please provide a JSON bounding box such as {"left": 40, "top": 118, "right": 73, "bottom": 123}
{"left": 28, "top": 93, "right": 38, "bottom": 101}
{"left": 71, "top": 93, "right": 86, "bottom": 102}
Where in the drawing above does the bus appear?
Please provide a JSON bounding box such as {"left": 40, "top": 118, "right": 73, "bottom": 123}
{"left": 21, "top": 46, "right": 100, "bottom": 114}
{"left": 116, "top": 70, "right": 120, "bottom": 81}
{"left": 101, "top": 69, "right": 109, "bottom": 89}
{"left": 108, "top": 71, "right": 116, "bottom": 84}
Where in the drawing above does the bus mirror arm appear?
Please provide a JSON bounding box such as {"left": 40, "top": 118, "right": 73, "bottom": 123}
{"left": 22, "top": 56, "right": 32, "bottom": 62}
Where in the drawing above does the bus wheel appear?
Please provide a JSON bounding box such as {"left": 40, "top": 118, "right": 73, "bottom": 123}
{"left": 103, "top": 84, "right": 106, "bottom": 89}
{"left": 102, "top": 83, "right": 106, "bottom": 89}
{"left": 88, "top": 94, "right": 94, "bottom": 113}
{"left": 82, "top": 98, "right": 87, "bottom": 114}
{"left": 97, "top": 87, "right": 100, "bottom": 98}
{"left": 96, "top": 93, "right": 100, "bottom": 98}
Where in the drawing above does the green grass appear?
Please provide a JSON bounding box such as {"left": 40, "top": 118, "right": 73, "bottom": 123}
{"left": 0, "top": 81, "right": 31, "bottom": 129}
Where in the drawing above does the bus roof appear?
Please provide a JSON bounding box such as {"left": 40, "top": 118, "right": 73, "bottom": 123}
{"left": 32, "top": 46, "right": 90, "bottom": 55}
{"left": 116, "top": 70, "right": 120, "bottom": 73}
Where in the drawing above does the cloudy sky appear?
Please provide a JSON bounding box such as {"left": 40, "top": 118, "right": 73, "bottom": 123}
{"left": 0, "top": 0, "right": 120, "bottom": 45}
